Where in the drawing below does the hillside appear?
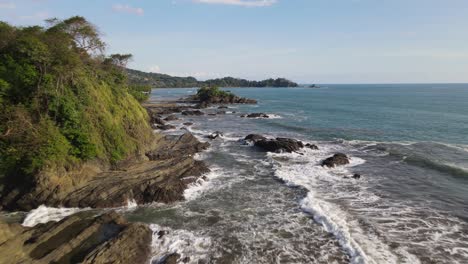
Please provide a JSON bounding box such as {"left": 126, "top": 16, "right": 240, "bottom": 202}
{"left": 0, "top": 17, "right": 154, "bottom": 209}
{"left": 127, "top": 68, "right": 298, "bottom": 88}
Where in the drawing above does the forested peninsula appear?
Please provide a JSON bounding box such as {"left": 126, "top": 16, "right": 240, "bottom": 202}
{"left": 127, "top": 68, "right": 299, "bottom": 88}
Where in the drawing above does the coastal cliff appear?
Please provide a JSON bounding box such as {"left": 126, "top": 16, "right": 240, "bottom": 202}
{"left": 0, "top": 17, "right": 209, "bottom": 212}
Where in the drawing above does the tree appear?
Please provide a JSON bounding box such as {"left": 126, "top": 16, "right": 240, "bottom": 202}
{"left": 109, "top": 53, "right": 133, "bottom": 68}
{"left": 47, "top": 16, "right": 105, "bottom": 55}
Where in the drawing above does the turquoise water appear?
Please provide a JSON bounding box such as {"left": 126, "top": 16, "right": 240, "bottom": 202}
{"left": 229, "top": 84, "right": 468, "bottom": 144}
{"left": 154, "top": 84, "right": 468, "bottom": 144}
{"left": 133, "top": 84, "right": 468, "bottom": 263}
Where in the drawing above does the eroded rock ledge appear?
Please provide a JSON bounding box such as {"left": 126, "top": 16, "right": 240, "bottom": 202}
{"left": 0, "top": 211, "right": 151, "bottom": 264}
{"left": 2, "top": 133, "right": 209, "bottom": 211}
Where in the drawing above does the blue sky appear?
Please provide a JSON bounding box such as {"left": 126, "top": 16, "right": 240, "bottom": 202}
{"left": 1, "top": 0, "right": 468, "bottom": 83}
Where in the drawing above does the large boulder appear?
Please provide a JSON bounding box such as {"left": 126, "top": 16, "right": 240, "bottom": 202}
{"left": 321, "top": 153, "right": 350, "bottom": 167}
{"left": 0, "top": 211, "right": 152, "bottom": 264}
{"left": 255, "top": 138, "right": 304, "bottom": 153}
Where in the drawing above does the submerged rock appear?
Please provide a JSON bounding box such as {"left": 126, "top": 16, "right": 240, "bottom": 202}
{"left": 352, "top": 173, "right": 361, "bottom": 179}
{"left": 241, "top": 113, "right": 269, "bottom": 118}
{"left": 322, "top": 153, "right": 350, "bottom": 168}
{"left": 182, "top": 110, "right": 204, "bottom": 116}
{"left": 207, "top": 131, "right": 223, "bottom": 140}
{"left": 218, "top": 106, "right": 228, "bottom": 109}
{"left": 183, "top": 122, "right": 193, "bottom": 126}
{"left": 0, "top": 211, "right": 152, "bottom": 264}
{"left": 244, "top": 134, "right": 267, "bottom": 143}
{"left": 216, "top": 111, "right": 226, "bottom": 115}
{"left": 305, "top": 143, "right": 319, "bottom": 150}
{"left": 255, "top": 138, "right": 304, "bottom": 153}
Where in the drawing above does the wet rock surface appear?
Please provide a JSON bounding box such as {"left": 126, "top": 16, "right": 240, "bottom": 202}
{"left": 244, "top": 134, "right": 267, "bottom": 143}
{"left": 322, "top": 153, "right": 350, "bottom": 167}
{"left": 255, "top": 137, "right": 305, "bottom": 153}
{"left": 0, "top": 211, "right": 151, "bottom": 264}
{"left": 182, "top": 110, "right": 205, "bottom": 116}
{"left": 241, "top": 113, "right": 270, "bottom": 118}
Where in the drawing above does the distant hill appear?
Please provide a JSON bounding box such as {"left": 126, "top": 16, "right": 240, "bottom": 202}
{"left": 126, "top": 68, "right": 298, "bottom": 88}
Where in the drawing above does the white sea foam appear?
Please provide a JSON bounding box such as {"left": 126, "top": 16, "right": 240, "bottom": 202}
{"left": 183, "top": 166, "right": 223, "bottom": 201}
{"left": 22, "top": 205, "right": 87, "bottom": 227}
{"left": 149, "top": 224, "right": 212, "bottom": 264}
{"left": 266, "top": 145, "right": 421, "bottom": 264}
{"left": 126, "top": 198, "right": 138, "bottom": 208}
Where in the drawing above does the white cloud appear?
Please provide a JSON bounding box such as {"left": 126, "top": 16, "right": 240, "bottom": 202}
{"left": 112, "top": 4, "right": 144, "bottom": 16}
{"left": 0, "top": 1, "right": 15, "bottom": 9}
{"left": 193, "top": 0, "right": 277, "bottom": 7}
{"left": 149, "top": 65, "right": 161, "bottom": 73}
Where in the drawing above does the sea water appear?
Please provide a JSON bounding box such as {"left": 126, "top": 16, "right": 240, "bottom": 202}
{"left": 23, "top": 84, "right": 468, "bottom": 263}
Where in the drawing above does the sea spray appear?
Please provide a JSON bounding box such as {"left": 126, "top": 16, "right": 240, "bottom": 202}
{"left": 22, "top": 205, "right": 86, "bottom": 227}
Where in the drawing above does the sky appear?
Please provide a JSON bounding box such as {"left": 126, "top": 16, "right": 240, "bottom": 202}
{"left": 1, "top": 0, "right": 468, "bottom": 83}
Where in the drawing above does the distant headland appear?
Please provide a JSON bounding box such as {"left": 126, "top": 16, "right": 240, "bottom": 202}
{"left": 127, "top": 68, "right": 298, "bottom": 88}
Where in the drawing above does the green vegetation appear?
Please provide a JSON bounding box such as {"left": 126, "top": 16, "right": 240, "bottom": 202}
{"left": 195, "top": 86, "right": 234, "bottom": 101}
{"left": 127, "top": 68, "right": 298, "bottom": 88}
{"left": 0, "top": 17, "right": 153, "bottom": 194}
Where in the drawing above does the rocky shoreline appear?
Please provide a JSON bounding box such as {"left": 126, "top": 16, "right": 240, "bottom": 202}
{"left": 0, "top": 90, "right": 358, "bottom": 264}
{"left": 0, "top": 97, "right": 218, "bottom": 263}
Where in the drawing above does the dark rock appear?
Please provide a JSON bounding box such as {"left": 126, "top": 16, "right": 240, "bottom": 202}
{"left": 216, "top": 111, "right": 226, "bottom": 115}
{"left": 157, "top": 124, "right": 176, "bottom": 130}
{"left": 352, "top": 173, "right": 361, "bottom": 179}
{"left": 208, "top": 113, "right": 216, "bottom": 116}
{"left": 183, "top": 122, "right": 193, "bottom": 126}
{"left": 322, "top": 153, "right": 350, "bottom": 168}
{"left": 18, "top": 133, "right": 211, "bottom": 209}
{"left": 151, "top": 115, "right": 166, "bottom": 126}
{"left": 157, "top": 230, "right": 168, "bottom": 239}
{"left": 244, "top": 134, "right": 267, "bottom": 143}
{"left": 164, "top": 115, "right": 179, "bottom": 121}
{"left": 207, "top": 131, "right": 223, "bottom": 140}
{"left": 0, "top": 211, "right": 152, "bottom": 264}
{"left": 242, "top": 113, "right": 269, "bottom": 118}
{"left": 305, "top": 143, "right": 319, "bottom": 150}
{"left": 182, "top": 110, "right": 204, "bottom": 116}
{"left": 255, "top": 138, "right": 304, "bottom": 153}
{"left": 218, "top": 106, "right": 228, "bottom": 109}
{"left": 162, "top": 253, "right": 181, "bottom": 264}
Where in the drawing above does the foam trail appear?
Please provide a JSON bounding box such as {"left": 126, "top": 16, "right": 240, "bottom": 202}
{"left": 22, "top": 205, "right": 86, "bottom": 227}
{"left": 149, "top": 224, "right": 212, "bottom": 264}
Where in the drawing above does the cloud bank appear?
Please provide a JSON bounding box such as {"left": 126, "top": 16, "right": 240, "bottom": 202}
{"left": 193, "top": 0, "right": 277, "bottom": 7}
{"left": 112, "top": 4, "right": 144, "bottom": 15}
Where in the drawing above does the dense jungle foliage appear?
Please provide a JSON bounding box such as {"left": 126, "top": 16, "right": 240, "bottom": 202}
{"left": 127, "top": 68, "right": 298, "bottom": 88}
{"left": 0, "top": 17, "right": 153, "bottom": 191}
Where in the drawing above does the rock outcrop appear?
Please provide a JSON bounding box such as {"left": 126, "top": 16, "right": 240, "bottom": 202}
{"left": 255, "top": 138, "right": 304, "bottom": 153}
{"left": 182, "top": 110, "right": 204, "bottom": 116}
{"left": 244, "top": 134, "right": 267, "bottom": 143}
{"left": 2, "top": 133, "right": 209, "bottom": 210}
{"left": 241, "top": 113, "right": 269, "bottom": 118}
{"left": 0, "top": 211, "right": 151, "bottom": 264}
{"left": 322, "top": 153, "right": 350, "bottom": 167}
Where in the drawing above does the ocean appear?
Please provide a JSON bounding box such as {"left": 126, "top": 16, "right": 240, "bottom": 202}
{"left": 23, "top": 84, "right": 468, "bottom": 263}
